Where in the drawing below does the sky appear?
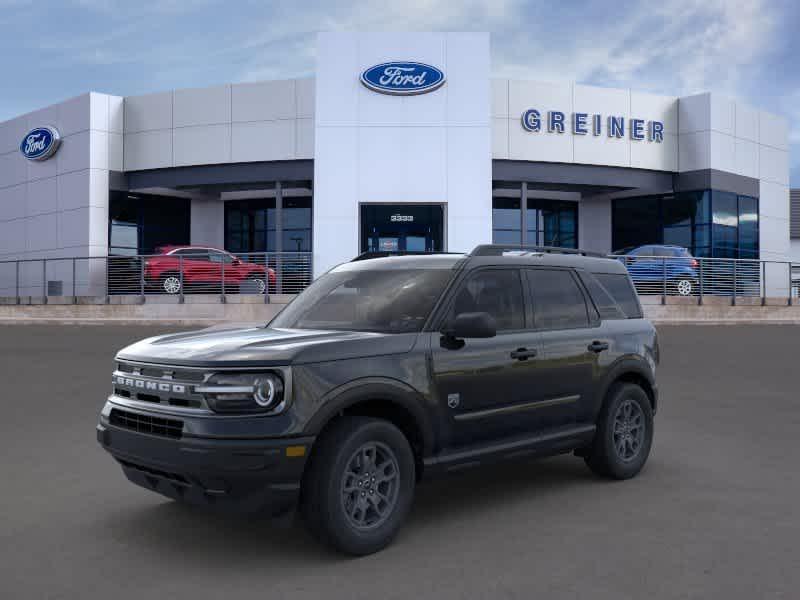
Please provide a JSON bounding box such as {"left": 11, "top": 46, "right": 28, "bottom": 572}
{"left": 1, "top": 0, "right": 798, "bottom": 185}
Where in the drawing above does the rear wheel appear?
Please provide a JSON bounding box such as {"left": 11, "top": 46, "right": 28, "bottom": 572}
{"left": 301, "top": 417, "right": 415, "bottom": 555}
{"left": 673, "top": 278, "right": 694, "bottom": 296}
{"left": 584, "top": 383, "right": 653, "bottom": 479}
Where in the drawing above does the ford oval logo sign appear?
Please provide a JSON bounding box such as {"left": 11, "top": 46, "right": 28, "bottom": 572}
{"left": 360, "top": 62, "right": 445, "bottom": 96}
{"left": 20, "top": 126, "right": 61, "bottom": 161}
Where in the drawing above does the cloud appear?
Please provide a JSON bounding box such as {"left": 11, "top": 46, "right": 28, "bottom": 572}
{"left": 0, "top": 0, "right": 797, "bottom": 183}
{"left": 493, "top": 0, "right": 778, "bottom": 99}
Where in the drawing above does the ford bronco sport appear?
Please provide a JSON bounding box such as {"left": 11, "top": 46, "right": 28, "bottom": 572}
{"left": 97, "top": 245, "right": 659, "bottom": 555}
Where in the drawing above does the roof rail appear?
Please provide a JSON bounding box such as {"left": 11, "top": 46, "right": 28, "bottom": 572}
{"left": 350, "top": 250, "right": 462, "bottom": 262}
{"left": 469, "top": 244, "right": 605, "bottom": 258}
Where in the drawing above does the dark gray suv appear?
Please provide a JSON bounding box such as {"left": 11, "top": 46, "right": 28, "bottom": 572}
{"left": 97, "top": 245, "right": 659, "bottom": 555}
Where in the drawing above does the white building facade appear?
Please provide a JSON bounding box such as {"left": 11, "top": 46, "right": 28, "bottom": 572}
{"left": 0, "top": 31, "right": 791, "bottom": 293}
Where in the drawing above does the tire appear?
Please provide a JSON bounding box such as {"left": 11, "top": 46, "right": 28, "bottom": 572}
{"left": 301, "top": 416, "right": 415, "bottom": 556}
{"left": 584, "top": 383, "right": 653, "bottom": 479}
{"left": 160, "top": 273, "right": 182, "bottom": 295}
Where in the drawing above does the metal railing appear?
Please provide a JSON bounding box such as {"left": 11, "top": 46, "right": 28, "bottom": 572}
{"left": 0, "top": 252, "right": 312, "bottom": 303}
{"left": 612, "top": 254, "right": 797, "bottom": 305}
{"left": 1, "top": 250, "right": 799, "bottom": 307}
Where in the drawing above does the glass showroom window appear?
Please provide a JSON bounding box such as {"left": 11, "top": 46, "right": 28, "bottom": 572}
{"left": 662, "top": 191, "right": 711, "bottom": 257}
{"left": 612, "top": 191, "right": 758, "bottom": 259}
{"left": 492, "top": 181, "right": 522, "bottom": 244}
{"left": 108, "top": 191, "right": 190, "bottom": 255}
{"left": 737, "top": 195, "right": 758, "bottom": 259}
{"left": 108, "top": 194, "right": 139, "bottom": 256}
{"left": 492, "top": 182, "right": 578, "bottom": 249}
{"left": 281, "top": 180, "right": 313, "bottom": 252}
{"left": 282, "top": 197, "right": 312, "bottom": 251}
{"left": 224, "top": 181, "right": 313, "bottom": 254}
{"left": 527, "top": 199, "right": 578, "bottom": 248}
{"left": 225, "top": 199, "right": 277, "bottom": 254}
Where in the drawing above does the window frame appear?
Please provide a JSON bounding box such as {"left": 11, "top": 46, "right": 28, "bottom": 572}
{"left": 434, "top": 266, "right": 531, "bottom": 333}
{"left": 523, "top": 267, "right": 599, "bottom": 332}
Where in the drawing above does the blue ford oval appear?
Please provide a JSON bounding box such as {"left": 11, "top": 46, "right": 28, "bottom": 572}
{"left": 20, "top": 126, "right": 61, "bottom": 161}
{"left": 360, "top": 62, "right": 446, "bottom": 95}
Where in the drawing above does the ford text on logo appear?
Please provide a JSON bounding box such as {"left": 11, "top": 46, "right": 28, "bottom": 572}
{"left": 360, "top": 62, "right": 445, "bottom": 95}
{"left": 20, "top": 126, "right": 61, "bottom": 161}
{"left": 521, "top": 110, "right": 664, "bottom": 143}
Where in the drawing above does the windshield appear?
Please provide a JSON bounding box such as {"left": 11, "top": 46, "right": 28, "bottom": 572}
{"left": 269, "top": 268, "right": 454, "bottom": 333}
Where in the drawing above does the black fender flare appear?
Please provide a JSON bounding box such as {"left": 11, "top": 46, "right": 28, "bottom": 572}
{"left": 303, "top": 377, "right": 436, "bottom": 456}
{"left": 596, "top": 356, "right": 657, "bottom": 416}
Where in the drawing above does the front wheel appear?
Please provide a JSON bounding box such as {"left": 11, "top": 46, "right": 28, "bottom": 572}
{"left": 584, "top": 383, "right": 653, "bottom": 479}
{"left": 246, "top": 277, "right": 267, "bottom": 294}
{"left": 160, "top": 273, "right": 182, "bottom": 295}
{"left": 301, "top": 417, "right": 415, "bottom": 555}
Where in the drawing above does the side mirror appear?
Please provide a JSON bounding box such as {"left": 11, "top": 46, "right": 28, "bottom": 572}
{"left": 444, "top": 312, "right": 497, "bottom": 340}
{"left": 232, "top": 257, "right": 241, "bottom": 265}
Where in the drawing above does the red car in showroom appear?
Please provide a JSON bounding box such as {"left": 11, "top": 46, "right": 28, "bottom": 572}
{"left": 145, "top": 246, "right": 276, "bottom": 294}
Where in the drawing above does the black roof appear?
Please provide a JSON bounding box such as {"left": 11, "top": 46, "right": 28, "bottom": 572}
{"left": 342, "top": 245, "right": 626, "bottom": 275}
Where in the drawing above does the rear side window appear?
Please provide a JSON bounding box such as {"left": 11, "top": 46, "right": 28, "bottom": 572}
{"left": 594, "top": 273, "right": 642, "bottom": 319}
{"left": 579, "top": 272, "right": 626, "bottom": 320}
{"left": 527, "top": 269, "right": 589, "bottom": 330}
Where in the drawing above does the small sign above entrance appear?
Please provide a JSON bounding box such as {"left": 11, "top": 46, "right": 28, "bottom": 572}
{"left": 361, "top": 204, "right": 444, "bottom": 254}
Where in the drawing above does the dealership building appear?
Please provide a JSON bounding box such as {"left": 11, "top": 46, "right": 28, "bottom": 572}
{"left": 0, "top": 31, "right": 791, "bottom": 292}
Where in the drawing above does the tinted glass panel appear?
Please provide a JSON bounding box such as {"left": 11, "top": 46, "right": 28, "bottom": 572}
{"left": 613, "top": 190, "right": 757, "bottom": 259}
{"left": 594, "top": 273, "right": 642, "bottom": 318}
{"left": 108, "top": 191, "right": 189, "bottom": 255}
{"left": 612, "top": 196, "right": 660, "bottom": 252}
{"left": 492, "top": 197, "right": 521, "bottom": 244}
{"left": 528, "top": 269, "right": 589, "bottom": 329}
{"left": 283, "top": 196, "right": 312, "bottom": 252}
{"left": 712, "top": 191, "right": 738, "bottom": 258}
{"left": 225, "top": 198, "right": 277, "bottom": 253}
{"left": 579, "top": 272, "right": 625, "bottom": 320}
{"left": 450, "top": 269, "right": 525, "bottom": 331}
{"left": 738, "top": 195, "right": 759, "bottom": 259}
{"left": 527, "top": 199, "right": 578, "bottom": 249}
{"left": 110, "top": 223, "right": 137, "bottom": 249}
{"left": 270, "top": 269, "right": 452, "bottom": 333}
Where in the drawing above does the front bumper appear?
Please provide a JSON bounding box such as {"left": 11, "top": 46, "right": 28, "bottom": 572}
{"left": 97, "top": 409, "right": 314, "bottom": 515}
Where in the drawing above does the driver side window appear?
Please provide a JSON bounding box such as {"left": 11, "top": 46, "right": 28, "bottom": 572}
{"left": 449, "top": 269, "right": 525, "bottom": 331}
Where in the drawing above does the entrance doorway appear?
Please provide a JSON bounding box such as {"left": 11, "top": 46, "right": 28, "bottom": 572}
{"left": 360, "top": 204, "right": 444, "bottom": 253}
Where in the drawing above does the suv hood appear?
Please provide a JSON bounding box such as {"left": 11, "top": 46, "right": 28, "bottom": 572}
{"left": 116, "top": 326, "right": 418, "bottom": 367}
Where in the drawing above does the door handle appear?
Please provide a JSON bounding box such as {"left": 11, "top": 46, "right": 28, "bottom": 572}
{"left": 510, "top": 347, "right": 537, "bottom": 361}
{"left": 588, "top": 340, "right": 609, "bottom": 353}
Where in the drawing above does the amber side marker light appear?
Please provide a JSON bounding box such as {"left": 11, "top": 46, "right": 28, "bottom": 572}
{"left": 285, "top": 445, "right": 306, "bottom": 458}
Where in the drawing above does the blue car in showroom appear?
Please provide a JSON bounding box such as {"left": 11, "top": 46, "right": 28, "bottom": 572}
{"left": 613, "top": 245, "right": 699, "bottom": 296}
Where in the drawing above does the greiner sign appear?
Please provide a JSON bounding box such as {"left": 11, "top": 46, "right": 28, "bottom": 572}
{"left": 521, "top": 109, "right": 664, "bottom": 142}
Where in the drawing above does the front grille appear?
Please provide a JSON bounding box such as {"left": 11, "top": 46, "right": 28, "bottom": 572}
{"left": 117, "top": 361, "right": 206, "bottom": 382}
{"left": 109, "top": 408, "right": 183, "bottom": 439}
{"left": 113, "top": 360, "right": 209, "bottom": 410}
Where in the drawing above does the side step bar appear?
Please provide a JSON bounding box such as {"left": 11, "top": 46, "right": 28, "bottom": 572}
{"left": 422, "top": 424, "right": 596, "bottom": 476}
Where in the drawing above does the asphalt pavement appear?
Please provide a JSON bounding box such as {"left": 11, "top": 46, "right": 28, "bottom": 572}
{"left": 1, "top": 324, "right": 799, "bottom": 599}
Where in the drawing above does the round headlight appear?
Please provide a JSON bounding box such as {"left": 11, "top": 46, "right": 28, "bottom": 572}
{"left": 254, "top": 377, "right": 277, "bottom": 407}
{"left": 200, "top": 372, "right": 285, "bottom": 414}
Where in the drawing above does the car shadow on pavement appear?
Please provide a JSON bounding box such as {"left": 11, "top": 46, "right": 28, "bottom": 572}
{"left": 98, "top": 454, "right": 619, "bottom": 564}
